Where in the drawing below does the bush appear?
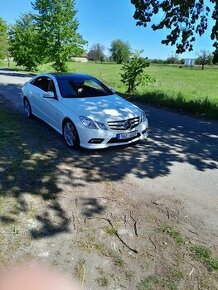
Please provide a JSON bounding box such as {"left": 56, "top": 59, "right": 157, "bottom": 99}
{"left": 120, "top": 51, "right": 152, "bottom": 93}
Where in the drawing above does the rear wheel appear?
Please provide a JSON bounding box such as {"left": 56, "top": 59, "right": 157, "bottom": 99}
{"left": 63, "top": 120, "right": 80, "bottom": 149}
{"left": 23, "top": 98, "right": 32, "bottom": 118}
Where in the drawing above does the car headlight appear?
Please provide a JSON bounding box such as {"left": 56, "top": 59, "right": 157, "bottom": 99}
{"left": 96, "top": 121, "right": 107, "bottom": 130}
{"left": 141, "top": 111, "right": 147, "bottom": 123}
{"left": 79, "top": 116, "right": 98, "bottom": 129}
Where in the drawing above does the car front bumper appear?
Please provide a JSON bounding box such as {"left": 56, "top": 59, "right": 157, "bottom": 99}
{"left": 78, "top": 120, "right": 148, "bottom": 149}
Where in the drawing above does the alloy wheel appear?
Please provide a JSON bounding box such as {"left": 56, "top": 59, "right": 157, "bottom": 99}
{"left": 64, "top": 122, "right": 77, "bottom": 147}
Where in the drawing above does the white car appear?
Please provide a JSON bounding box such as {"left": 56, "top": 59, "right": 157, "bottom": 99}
{"left": 22, "top": 73, "right": 148, "bottom": 149}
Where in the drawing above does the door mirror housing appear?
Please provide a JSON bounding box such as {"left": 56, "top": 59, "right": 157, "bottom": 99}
{"left": 43, "top": 91, "right": 55, "bottom": 99}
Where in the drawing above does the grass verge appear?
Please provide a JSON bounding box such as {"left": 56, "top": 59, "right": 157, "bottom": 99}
{"left": 131, "top": 91, "right": 218, "bottom": 119}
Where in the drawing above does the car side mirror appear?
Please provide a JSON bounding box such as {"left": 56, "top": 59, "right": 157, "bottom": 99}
{"left": 43, "top": 91, "right": 55, "bottom": 99}
{"left": 110, "top": 88, "right": 116, "bottom": 94}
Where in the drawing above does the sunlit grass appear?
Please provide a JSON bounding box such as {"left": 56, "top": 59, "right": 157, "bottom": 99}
{"left": 1, "top": 60, "right": 218, "bottom": 118}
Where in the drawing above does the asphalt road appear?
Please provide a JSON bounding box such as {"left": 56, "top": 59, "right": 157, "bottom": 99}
{"left": 0, "top": 69, "right": 218, "bottom": 235}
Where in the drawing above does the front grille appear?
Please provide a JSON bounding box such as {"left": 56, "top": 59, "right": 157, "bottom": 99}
{"left": 107, "top": 117, "right": 140, "bottom": 131}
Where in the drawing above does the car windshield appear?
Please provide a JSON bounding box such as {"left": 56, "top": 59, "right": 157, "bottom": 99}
{"left": 58, "top": 77, "right": 113, "bottom": 98}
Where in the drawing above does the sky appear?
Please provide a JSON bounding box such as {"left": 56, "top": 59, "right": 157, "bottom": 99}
{"left": 0, "top": 0, "right": 215, "bottom": 59}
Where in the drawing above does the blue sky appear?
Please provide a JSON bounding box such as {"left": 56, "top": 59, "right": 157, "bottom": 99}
{"left": 0, "top": 0, "right": 215, "bottom": 59}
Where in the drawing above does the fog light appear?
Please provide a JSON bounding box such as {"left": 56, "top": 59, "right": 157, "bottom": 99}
{"left": 88, "top": 138, "right": 104, "bottom": 144}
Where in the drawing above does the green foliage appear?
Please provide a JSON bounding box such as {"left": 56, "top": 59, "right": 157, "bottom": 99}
{"left": 191, "top": 246, "right": 218, "bottom": 271}
{"left": 121, "top": 51, "right": 151, "bottom": 93}
{"left": 110, "top": 39, "right": 130, "bottom": 64}
{"left": 87, "top": 43, "right": 105, "bottom": 63}
{"left": 9, "top": 14, "right": 41, "bottom": 71}
{"left": 195, "top": 50, "right": 213, "bottom": 70}
{"left": 32, "top": 0, "right": 86, "bottom": 71}
{"left": 0, "top": 18, "right": 9, "bottom": 60}
{"left": 131, "top": 0, "right": 218, "bottom": 53}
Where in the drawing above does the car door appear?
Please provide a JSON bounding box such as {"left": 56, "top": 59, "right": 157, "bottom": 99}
{"left": 28, "top": 77, "right": 47, "bottom": 118}
{"left": 40, "top": 78, "right": 63, "bottom": 132}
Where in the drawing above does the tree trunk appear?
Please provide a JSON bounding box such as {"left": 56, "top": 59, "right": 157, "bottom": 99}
{"left": 7, "top": 53, "right": 10, "bottom": 68}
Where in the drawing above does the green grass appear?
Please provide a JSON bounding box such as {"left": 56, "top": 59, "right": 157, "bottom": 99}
{"left": 191, "top": 245, "right": 218, "bottom": 271}
{"left": 162, "top": 224, "right": 218, "bottom": 272}
{"left": 0, "top": 104, "right": 21, "bottom": 148}
{"left": 162, "top": 226, "right": 184, "bottom": 245}
{"left": 103, "top": 225, "right": 117, "bottom": 236}
{"left": 137, "top": 274, "right": 179, "bottom": 290}
{"left": 1, "top": 60, "right": 218, "bottom": 118}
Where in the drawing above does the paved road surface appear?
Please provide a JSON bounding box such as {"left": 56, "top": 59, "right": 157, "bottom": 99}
{"left": 0, "top": 69, "right": 218, "bottom": 235}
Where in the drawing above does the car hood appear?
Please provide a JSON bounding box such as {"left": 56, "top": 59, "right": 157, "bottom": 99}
{"left": 60, "top": 94, "right": 141, "bottom": 121}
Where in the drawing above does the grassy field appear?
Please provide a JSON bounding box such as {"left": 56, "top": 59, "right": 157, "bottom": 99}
{"left": 1, "top": 60, "right": 218, "bottom": 118}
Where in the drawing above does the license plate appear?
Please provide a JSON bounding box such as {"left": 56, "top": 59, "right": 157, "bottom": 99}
{"left": 117, "top": 131, "right": 138, "bottom": 140}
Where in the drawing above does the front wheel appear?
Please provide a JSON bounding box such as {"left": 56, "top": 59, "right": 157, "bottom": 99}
{"left": 23, "top": 98, "right": 32, "bottom": 118}
{"left": 63, "top": 121, "right": 80, "bottom": 149}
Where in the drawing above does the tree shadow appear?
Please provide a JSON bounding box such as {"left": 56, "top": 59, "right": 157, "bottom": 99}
{"left": 79, "top": 198, "right": 105, "bottom": 218}
{"left": 0, "top": 68, "right": 35, "bottom": 78}
{"left": 0, "top": 83, "right": 217, "bottom": 240}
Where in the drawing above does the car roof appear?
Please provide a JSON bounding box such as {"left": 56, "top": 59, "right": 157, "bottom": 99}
{"left": 49, "top": 73, "right": 95, "bottom": 81}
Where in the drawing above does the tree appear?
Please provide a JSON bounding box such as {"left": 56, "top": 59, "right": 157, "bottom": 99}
{"left": 87, "top": 43, "right": 105, "bottom": 63}
{"left": 9, "top": 14, "right": 41, "bottom": 70}
{"left": 195, "top": 50, "right": 213, "bottom": 70}
{"left": 213, "top": 50, "right": 218, "bottom": 64}
{"left": 165, "top": 56, "right": 180, "bottom": 64}
{"left": 121, "top": 51, "right": 151, "bottom": 93}
{"left": 32, "top": 0, "right": 86, "bottom": 71}
{"left": 0, "top": 18, "right": 9, "bottom": 63}
{"left": 131, "top": 0, "right": 218, "bottom": 53}
{"left": 110, "top": 39, "right": 131, "bottom": 64}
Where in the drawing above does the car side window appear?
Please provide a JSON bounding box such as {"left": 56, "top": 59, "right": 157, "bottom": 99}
{"left": 31, "top": 77, "right": 49, "bottom": 92}
{"left": 47, "top": 79, "right": 57, "bottom": 97}
{"left": 32, "top": 77, "right": 57, "bottom": 97}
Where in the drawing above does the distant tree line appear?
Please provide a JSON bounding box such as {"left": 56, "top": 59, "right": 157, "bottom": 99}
{"left": 149, "top": 58, "right": 185, "bottom": 65}
{"left": 149, "top": 50, "right": 216, "bottom": 70}
{"left": 87, "top": 39, "right": 131, "bottom": 64}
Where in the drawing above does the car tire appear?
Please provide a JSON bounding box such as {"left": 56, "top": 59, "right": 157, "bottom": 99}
{"left": 23, "top": 98, "right": 32, "bottom": 118}
{"left": 63, "top": 120, "right": 80, "bottom": 149}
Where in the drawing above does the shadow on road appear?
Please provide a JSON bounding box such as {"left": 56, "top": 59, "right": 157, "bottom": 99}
{"left": 0, "top": 68, "right": 35, "bottom": 78}
{"left": 0, "top": 82, "right": 217, "bottom": 239}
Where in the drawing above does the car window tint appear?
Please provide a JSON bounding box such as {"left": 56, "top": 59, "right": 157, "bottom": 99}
{"left": 58, "top": 77, "right": 113, "bottom": 98}
{"left": 32, "top": 77, "right": 49, "bottom": 92}
{"left": 58, "top": 79, "right": 77, "bottom": 98}
{"left": 83, "top": 80, "right": 105, "bottom": 93}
